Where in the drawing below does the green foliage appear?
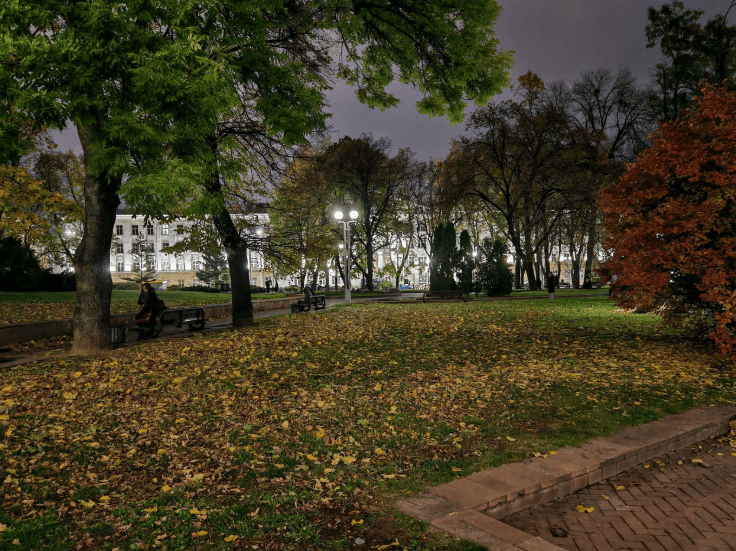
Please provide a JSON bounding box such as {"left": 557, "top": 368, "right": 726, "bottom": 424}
{"left": 195, "top": 250, "right": 229, "bottom": 287}
{"left": 430, "top": 221, "right": 458, "bottom": 291}
{"left": 476, "top": 239, "right": 513, "bottom": 296}
{"left": 456, "top": 229, "right": 475, "bottom": 293}
{"left": 0, "top": 236, "right": 44, "bottom": 291}
{"left": 114, "top": 282, "right": 142, "bottom": 291}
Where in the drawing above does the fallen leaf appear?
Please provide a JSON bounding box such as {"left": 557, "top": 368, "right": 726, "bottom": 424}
{"left": 224, "top": 535, "right": 238, "bottom": 542}
{"left": 613, "top": 485, "right": 625, "bottom": 491}
{"left": 575, "top": 504, "right": 594, "bottom": 513}
{"left": 601, "top": 495, "right": 610, "bottom": 500}
{"left": 506, "top": 436, "right": 516, "bottom": 441}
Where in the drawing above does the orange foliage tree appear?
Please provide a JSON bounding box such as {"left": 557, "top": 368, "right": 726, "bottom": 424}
{"left": 600, "top": 81, "right": 736, "bottom": 356}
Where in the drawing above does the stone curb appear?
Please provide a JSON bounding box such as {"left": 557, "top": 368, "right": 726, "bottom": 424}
{"left": 397, "top": 406, "right": 736, "bottom": 550}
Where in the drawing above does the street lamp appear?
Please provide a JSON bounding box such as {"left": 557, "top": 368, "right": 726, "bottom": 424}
{"left": 334, "top": 209, "right": 359, "bottom": 305}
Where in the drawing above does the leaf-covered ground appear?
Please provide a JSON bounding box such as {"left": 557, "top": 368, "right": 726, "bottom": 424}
{"left": 0, "top": 291, "right": 283, "bottom": 324}
{"left": 1, "top": 298, "right": 734, "bottom": 550}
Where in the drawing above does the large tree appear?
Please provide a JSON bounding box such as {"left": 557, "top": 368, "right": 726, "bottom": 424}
{"left": 2, "top": 0, "right": 514, "bottom": 351}
{"left": 444, "top": 72, "right": 589, "bottom": 290}
{"left": 600, "top": 81, "right": 736, "bottom": 357}
{"left": 321, "top": 135, "right": 420, "bottom": 291}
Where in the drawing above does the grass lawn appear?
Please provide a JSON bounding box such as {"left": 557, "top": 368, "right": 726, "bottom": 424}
{"left": 0, "top": 291, "right": 287, "bottom": 324}
{"left": 1, "top": 297, "right": 734, "bottom": 550}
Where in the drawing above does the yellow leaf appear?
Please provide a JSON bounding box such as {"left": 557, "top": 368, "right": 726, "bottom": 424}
{"left": 324, "top": 468, "right": 335, "bottom": 474}
{"left": 351, "top": 519, "right": 364, "bottom": 525}
{"left": 73, "top": 371, "right": 83, "bottom": 378}
{"left": 731, "top": 453, "right": 736, "bottom": 457}
{"left": 144, "top": 507, "right": 158, "bottom": 513}
{"left": 389, "top": 406, "right": 398, "bottom": 414}
{"left": 374, "top": 448, "right": 385, "bottom": 456}
{"left": 601, "top": 495, "right": 610, "bottom": 500}
{"left": 382, "top": 474, "right": 396, "bottom": 479}
{"left": 192, "top": 531, "right": 208, "bottom": 537}
{"left": 451, "top": 467, "right": 462, "bottom": 472}
{"left": 575, "top": 504, "right": 594, "bottom": 513}
{"left": 374, "top": 383, "right": 382, "bottom": 391}
{"left": 644, "top": 464, "right": 651, "bottom": 469}
{"left": 190, "top": 508, "right": 201, "bottom": 515}
{"left": 0, "top": 523, "right": 5, "bottom": 532}
{"left": 281, "top": 420, "right": 289, "bottom": 430}
{"left": 613, "top": 485, "right": 625, "bottom": 491}
{"left": 162, "top": 485, "right": 172, "bottom": 493}
{"left": 506, "top": 436, "right": 516, "bottom": 442}
{"left": 342, "top": 456, "right": 356, "bottom": 464}
{"left": 62, "top": 392, "right": 76, "bottom": 400}
{"left": 99, "top": 496, "right": 110, "bottom": 502}
{"left": 691, "top": 459, "right": 703, "bottom": 464}
{"left": 377, "top": 541, "right": 401, "bottom": 550}
{"left": 549, "top": 451, "right": 557, "bottom": 455}
{"left": 0, "top": 414, "right": 7, "bottom": 421}
{"left": 291, "top": 352, "right": 298, "bottom": 357}
{"left": 306, "top": 454, "right": 318, "bottom": 461}
{"left": 224, "top": 535, "right": 238, "bottom": 542}
{"left": 80, "top": 500, "right": 95, "bottom": 508}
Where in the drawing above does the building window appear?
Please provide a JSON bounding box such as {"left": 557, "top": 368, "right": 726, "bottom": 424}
{"left": 132, "top": 224, "right": 139, "bottom": 236}
{"left": 162, "top": 225, "right": 169, "bottom": 235}
{"left": 178, "top": 279, "right": 185, "bottom": 287}
{"left": 250, "top": 253, "right": 261, "bottom": 269}
{"left": 176, "top": 258, "right": 185, "bottom": 271}
{"left": 252, "top": 277, "right": 258, "bottom": 285}
{"left": 565, "top": 270, "right": 571, "bottom": 280}
{"left": 116, "top": 260, "right": 125, "bottom": 272}
{"left": 162, "top": 242, "right": 169, "bottom": 250}
{"left": 116, "top": 225, "right": 123, "bottom": 236}
{"left": 550, "top": 254, "right": 556, "bottom": 262}
{"left": 147, "top": 224, "right": 154, "bottom": 235}
{"left": 132, "top": 243, "right": 140, "bottom": 255}
{"left": 147, "top": 243, "right": 155, "bottom": 253}
{"left": 418, "top": 256, "right": 427, "bottom": 266}
{"left": 116, "top": 243, "right": 124, "bottom": 254}
{"left": 162, "top": 260, "right": 170, "bottom": 271}
{"left": 176, "top": 224, "right": 184, "bottom": 234}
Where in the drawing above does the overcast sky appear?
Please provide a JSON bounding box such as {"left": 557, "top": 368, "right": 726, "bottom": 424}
{"left": 53, "top": 0, "right": 727, "bottom": 163}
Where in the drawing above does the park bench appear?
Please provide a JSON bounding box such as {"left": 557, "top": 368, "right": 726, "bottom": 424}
{"left": 132, "top": 306, "right": 206, "bottom": 340}
{"left": 293, "top": 288, "right": 326, "bottom": 313}
{"left": 422, "top": 290, "right": 468, "bottom": 303}
{"left": 558, "top": 280, "right": 571, "bottom": 288}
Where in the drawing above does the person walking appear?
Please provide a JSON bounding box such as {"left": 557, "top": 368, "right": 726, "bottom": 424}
{"left": 547, "top": 273, "right": 556, "bottom": 300}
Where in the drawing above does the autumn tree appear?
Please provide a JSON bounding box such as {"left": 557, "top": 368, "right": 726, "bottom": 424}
{"left": 475, "top": 238, "right": 513, "bottom": 296}
{"left": 600, "top": 81, "right": 736, "bottom": 357}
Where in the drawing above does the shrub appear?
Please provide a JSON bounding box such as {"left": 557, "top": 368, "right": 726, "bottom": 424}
{"left": 114, "top": 281, "right": 140, "bottom": 290}
{"left": 475, "top": 239, "right": 513, "bottom": 296}
{"left": 183, "top": 285, "right": 221, "bottom": 293}
{"left": 165, "top": 284, "right": 182, "bottom": 291}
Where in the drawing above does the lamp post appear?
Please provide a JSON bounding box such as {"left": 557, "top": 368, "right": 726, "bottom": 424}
{"left": 334, "top": 209, "right": 359, "bottom": 305}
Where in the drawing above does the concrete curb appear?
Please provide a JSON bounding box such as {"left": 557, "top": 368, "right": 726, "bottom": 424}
{"left": 397, "top": 406, "right": 736, "bottom": 550}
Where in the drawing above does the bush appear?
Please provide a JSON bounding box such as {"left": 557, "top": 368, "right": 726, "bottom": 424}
{"left": 40, "top": 271, "right": 76, "bottom": 291}
{"left": 166, "top": 284, "right": 182, "bottom": 291}
{"left": 475, "top": 239, "right": 513, "bottom": 297}
{"left": 183, "top": 285, "right": 221, "bottom": 293}
{"left": 114, "top": 281, "right": 141, "bottom": 290}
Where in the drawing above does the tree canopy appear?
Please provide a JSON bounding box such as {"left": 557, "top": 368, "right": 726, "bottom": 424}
{"left": 600, "top": 81, "right": 736, "bottom": 357}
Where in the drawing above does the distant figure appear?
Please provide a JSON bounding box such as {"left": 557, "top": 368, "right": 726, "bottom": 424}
{"left": 274, "top": 280, "right": 279, "bottom": 292}
{"left": 265, "top": 280, "right": 272, "bottom": 293}
{"left": 547, "top": 273, "right": 556, "bottom": 300}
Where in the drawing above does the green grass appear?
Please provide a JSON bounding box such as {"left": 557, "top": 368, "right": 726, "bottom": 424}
{"left": 1, "top": 297, "right": 733, "bottom": 549}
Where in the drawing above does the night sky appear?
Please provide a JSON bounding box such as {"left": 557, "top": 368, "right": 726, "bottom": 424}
{"left": 53, "top": 0, "right": 726, "bottom": 163}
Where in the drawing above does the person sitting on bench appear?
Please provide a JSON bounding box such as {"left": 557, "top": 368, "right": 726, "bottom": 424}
{"left": 135, "top": 282, "right": 167, "bottom": 331}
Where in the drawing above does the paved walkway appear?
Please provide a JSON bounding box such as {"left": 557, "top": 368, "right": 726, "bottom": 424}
{"left": 397, "top": 407, "right": 736, "bottom": 551}
{"left": 503, "top": 435, "right": 736, "bottom": 551}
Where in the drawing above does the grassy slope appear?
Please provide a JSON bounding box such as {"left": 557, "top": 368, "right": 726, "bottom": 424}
{"left": 0, "top": 297, "right": 734, "bottom": 549}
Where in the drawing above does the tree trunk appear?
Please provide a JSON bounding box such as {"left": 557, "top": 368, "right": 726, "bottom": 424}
{"left": 582, "top": 219, "right": 597, "bottom": 287}
{"left": 515, "top": 258, "right": 522, "bottom": 289}
{"left": 72, "top": 126, "right": 121, "bottom": 354}
{"left": 365, "top": 240, "right": 374, "bottom": 291}
{"left": 227, "top": 244, "right": 254, "bottom": 327}
{"left": 205, "top": 135, "right": 254, "bottom": 327}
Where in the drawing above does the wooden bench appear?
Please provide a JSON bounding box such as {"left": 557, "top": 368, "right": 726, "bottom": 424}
{"left": 422, "top": 290, "right": 468, "bottom": 303}
{"left": 296, "top": 290, "right": 326, "bottom": 312}
{"left": 133, "top": 307, "right": 206, "bottom": 340}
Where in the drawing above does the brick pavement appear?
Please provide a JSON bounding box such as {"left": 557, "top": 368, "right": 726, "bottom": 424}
{"left": 503, "top": 435, "right": 736, "bottom": 551}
